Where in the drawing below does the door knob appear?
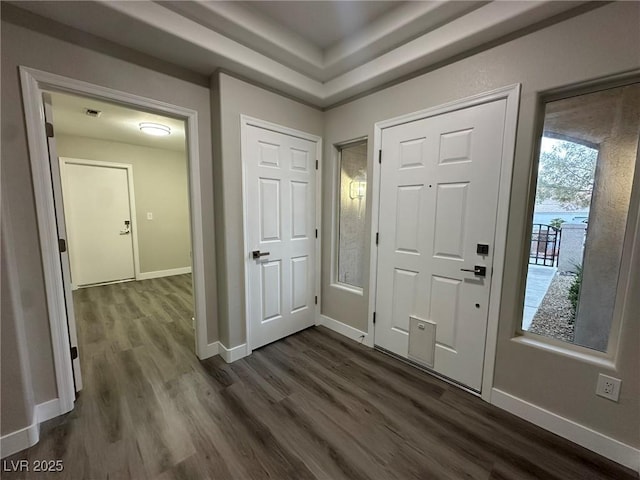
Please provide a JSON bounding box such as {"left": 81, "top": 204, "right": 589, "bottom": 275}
{"left": 460, "top": 265, "right": 486, "bottom": 277}
{"left": 252, "top": 250, "right": 270, "bottom": 259}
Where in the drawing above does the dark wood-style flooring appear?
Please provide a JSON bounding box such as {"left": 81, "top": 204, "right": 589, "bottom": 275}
{"left": 4, "top": 275, "right": 637, "bottom": 479}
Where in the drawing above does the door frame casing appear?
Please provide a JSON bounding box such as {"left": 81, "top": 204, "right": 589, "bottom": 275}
{"left": 240, "top": 115, "right": 322, "bottom": 354}
{"left": 59, "top": 157, "right": 141, "bottom": 287}
{"left": 19, "top": 66, "right": 210, "bottom": 416}
{"left": 367, "top": 84, "right": 521, "bottom": 402}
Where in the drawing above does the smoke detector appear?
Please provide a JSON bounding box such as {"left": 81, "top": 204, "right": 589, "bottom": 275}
{"left": 84, "top": 108, "right": 102, "bottom": 117}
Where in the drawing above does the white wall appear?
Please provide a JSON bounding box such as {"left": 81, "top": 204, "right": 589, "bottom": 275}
{"left": 322, "top": 2, "right": 640, "bottom": 447}
{"left": 56, "top": 135, "right": 192, "bottom": 275}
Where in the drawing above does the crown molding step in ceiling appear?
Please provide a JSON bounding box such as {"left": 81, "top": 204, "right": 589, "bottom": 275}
{"left": 10, "top": 1, "right": 586, "bottom": 107}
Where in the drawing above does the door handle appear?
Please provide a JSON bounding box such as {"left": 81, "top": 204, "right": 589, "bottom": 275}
{"left": 460, "top": 265, "right": 486, "bottom": 277}
{"left": 252, "top": 250, "right": 270, "bottom": 259}
{"left": 120, "top": 220, "right": 131, "bottom": 235}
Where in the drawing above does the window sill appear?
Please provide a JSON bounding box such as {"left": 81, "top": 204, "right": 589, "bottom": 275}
{"left": 330, "top": 282, "right": 364, "bottom": 296}
{"left": 510, "top": 334, "right": 616, "bottom": 370}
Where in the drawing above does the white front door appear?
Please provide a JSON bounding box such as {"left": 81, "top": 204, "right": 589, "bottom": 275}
{"left": 61, "top": 160, "right": 136, "bottom": 287}
{"left": 375, "top": 99, "right": 507, "bottom": 391}
{"left": 244, "top": 122, "right": 319, "bottom": 350}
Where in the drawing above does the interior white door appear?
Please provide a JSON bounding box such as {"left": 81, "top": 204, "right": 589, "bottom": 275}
{"left": 375, "top": 99, "right": 507, "bottom": 391}
{"left": 245, "top": 124, "right": 318, "bottom": 350}
{"left": 43, "top": 94, "right": 82, "bottom": 392}
{"left": 61, "top": 160, "right": 135, "bottom": 287}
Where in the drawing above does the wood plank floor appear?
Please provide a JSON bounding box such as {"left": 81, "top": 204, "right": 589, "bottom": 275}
{"left": 4, "top": 275, "right": 637, "bottom": 479}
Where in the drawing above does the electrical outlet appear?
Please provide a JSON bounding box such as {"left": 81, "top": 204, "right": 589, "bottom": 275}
{"left": 596, "top": 374, "right": 621, "bottom": 402}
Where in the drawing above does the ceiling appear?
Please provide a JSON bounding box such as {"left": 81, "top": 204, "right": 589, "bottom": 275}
{"left": 50, "top": 91, "right": 187, "bottom": 151}
{"left": 13, "top": 1, "right": 587, "bottom": 108}
{"left": 237, "top": 1, "right": 403, "bottom": 50}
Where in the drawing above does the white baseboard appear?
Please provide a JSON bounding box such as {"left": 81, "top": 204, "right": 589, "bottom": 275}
{"left": 197, "top": 341, "right": 248, "bottom": 363}
{"left": 35, "top": 398, "right": 61, "bottom": 423}
{"left": 317, "top": 315, "right": 368, "bottom": 345}
{"left": 198, "top": 341, "right": 219, "bottom": 360}
{"left": 491, "top": 388, "right": 640, "bottom": 471}
{"left": 219, "top": 342, "right": 248, "bottom": 363}
{"left": 0, "top": 419, "right": 39, "bottom": 459}
{"left": 137, "top": 266, "right": 192, "bottom": 281}
{"left": 1, "top": 398, "right": 67, "bottom": 458}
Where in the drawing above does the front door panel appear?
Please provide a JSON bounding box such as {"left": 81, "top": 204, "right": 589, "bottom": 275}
{"left": 375, "top": 100, "right": 507, "bottom": 391}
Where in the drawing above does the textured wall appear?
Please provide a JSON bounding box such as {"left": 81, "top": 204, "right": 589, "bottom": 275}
{"left": 1, "top": 223, "right": 34, "bottom": 437}
{"left": 574, "top": 84, "right": 640, "bottom": 351}
{"left": 322, "top": 2, "right": 640, "bottom": 446}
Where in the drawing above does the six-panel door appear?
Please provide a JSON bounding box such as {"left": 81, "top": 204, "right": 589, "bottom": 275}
{"left": 245, "top": 125, "right": 317, "bottom": 350}
{"left": 375, "top": 100, "right": 507, "bottom": 391}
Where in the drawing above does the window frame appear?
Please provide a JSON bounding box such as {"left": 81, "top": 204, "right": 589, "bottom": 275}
{"left": 332, "top": 138, "right": 368, "bottom": 294}
{"left": 514, "top": 77, "right": 640, "bottom": 363}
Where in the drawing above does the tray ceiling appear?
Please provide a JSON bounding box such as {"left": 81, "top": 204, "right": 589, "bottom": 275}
{"left": 11, "top": 1, "right": 586, "bottom": 108}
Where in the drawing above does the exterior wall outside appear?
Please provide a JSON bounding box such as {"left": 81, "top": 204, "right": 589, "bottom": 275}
{"left": 56, "top": 135, "right": 192, "bottom": 275}
{"left": 557, "top": 223, "right": 586, "bottom": 274}
{"left": 212, "top": 72, "right": 323, "bottom": 348}
{"left": 574, "top": 86, "right": 640, "bottom": 350}
{"left": 1, "top": 12, "right": 219, "bottom": 438}
{"left": 322, "top": 2, "right": 640, "bottom": 447}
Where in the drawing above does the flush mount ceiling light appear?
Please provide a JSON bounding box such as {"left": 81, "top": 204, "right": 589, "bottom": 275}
{"left": 139, "top": 122, "right": 171, "bottom": 136}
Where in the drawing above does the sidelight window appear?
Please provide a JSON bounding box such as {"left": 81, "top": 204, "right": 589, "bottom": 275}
{"left": 336, "top": 140, "right": 368, "bottom": 289}
{"left": 521, "top": 82, "right": 640, "bottom": 352}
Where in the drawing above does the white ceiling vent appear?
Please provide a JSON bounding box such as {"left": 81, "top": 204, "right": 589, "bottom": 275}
{"left": 84, "top": 108, "right": 102, "bottom": 117}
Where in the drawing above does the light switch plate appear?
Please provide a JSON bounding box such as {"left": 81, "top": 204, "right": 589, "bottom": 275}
{"left": 147, "top": 212, "right": 153, "bottom": 220}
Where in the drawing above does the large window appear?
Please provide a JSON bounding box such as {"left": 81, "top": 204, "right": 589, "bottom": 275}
{"left": 521, "top": 82, "right": 640, "bottom": 352}
{"left": 336, "top": 140, "right": 367, "bottom": 289}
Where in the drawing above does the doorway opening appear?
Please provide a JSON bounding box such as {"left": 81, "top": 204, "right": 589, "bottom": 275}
{"left": 20, "top": 66, "right": 209, "bottom": 415}
{"left": 46, "top": 90, "right": 197, "bottom": 392}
